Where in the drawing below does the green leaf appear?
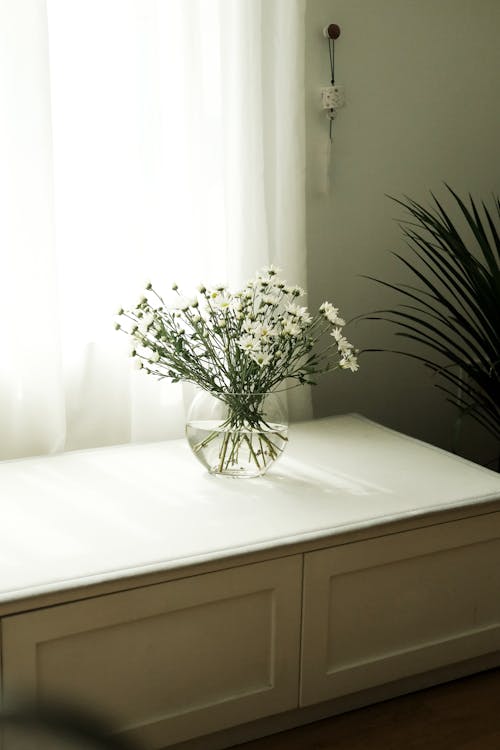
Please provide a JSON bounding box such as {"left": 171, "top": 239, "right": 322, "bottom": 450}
{"left": 362, "top": 187, "right": 500, "bottom": 449}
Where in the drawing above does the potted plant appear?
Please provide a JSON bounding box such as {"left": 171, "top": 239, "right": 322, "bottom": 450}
{"left": 363, "top": 186, "right": 500, "bottom": 467}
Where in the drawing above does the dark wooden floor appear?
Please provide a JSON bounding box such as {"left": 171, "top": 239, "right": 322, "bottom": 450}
{"left": 231, "top": 668, "right": 500, "bottom": 750}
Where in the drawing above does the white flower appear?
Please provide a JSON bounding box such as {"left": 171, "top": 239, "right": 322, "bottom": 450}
{"left": 116, "top": 307, "right": 124, "bottom": 316}
{"left": 250, "top": 351, "right": 272, "bottom": 368}
{"left": 331, "top": 327, "right": 343, "bottom": 342}
{"left": 262, "top": 264, "right": 281, "bottom": 276}
{"left": 284, "top": 302, "right": 301, "bottom": 317}
{"left": 171, "top": 297, "right": 192, "bottom": 312}
{"left": 340, "top": 354, "right": 359, "bottom": 372}
{"left": 320, "top": 301, "right": 337, "bottom": 321}
{"left": 138, "top": 312, "right": 154, "bottom": 333}
{"left": 237, "top": 334, "right": 259, "bottom": 352}
{"left": 282, "top": 320, "right": 302, "bottom": 337}
{"left": 320, "top": 301, "right": 345, "bottom": 326}
{"left": 149, "top": 351, "right": 160, "bottom": 363}
{"left": 242, "top": 319, "right": 260, "bottom": 334}
{"left": 284, "top": 303, "right": 311, "bottom": 323}
{"left": 337, "top": 336, "right": 354, "bottom": 354}
{"left": 285, "top": 285, "right": 305, "bottom": 297}
{"left": 261, "top": 294, "right": 280, "bottom": 306}
{"left": 211, "top": 292, "right": 232, "bottom": 310}
{"left": 133, "top": 358, "right": 143, "bottom": 370}
{"left": 253, "top": 323, "right": 277, "bottom": 340}
{"left": 296, "top": 307, "right": 312, "bottom": 325}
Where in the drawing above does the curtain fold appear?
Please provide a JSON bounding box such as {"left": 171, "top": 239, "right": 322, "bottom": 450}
{"left": 0, "top": 0, "right": 66, "bottom": 459}
{"left": 0, "top": 0, "right": 309, "bottom": 460}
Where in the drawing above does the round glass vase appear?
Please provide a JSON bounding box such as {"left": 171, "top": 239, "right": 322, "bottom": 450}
{"left": 185, "top": 390, "right": 288, "bottom": 478}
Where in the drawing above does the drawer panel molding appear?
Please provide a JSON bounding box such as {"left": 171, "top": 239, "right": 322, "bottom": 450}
{"left": 2, "top": 556, "right": 302, "bottom": 748}
{"left": 300, "top": 513, "right": 500, "bottom": 705}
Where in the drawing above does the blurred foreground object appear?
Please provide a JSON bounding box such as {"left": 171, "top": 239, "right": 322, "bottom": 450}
{"left": 0, "top": 703, "right": 138, "bottom": 750}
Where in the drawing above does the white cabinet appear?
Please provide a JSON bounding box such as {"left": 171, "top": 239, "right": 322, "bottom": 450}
{"left": 3, "top": 515, "right": 500, "bottom": 749}
{"left": 2, "top": 416, "right": 500, "bottom": 749}
{"left": 300, "top": 513, "right": 500, "bottom": 706}
{"left": 2, "top": 556, "right": 302, "bottom": 748}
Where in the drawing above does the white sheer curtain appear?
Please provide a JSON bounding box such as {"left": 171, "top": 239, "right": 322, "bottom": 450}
{"left": 0, "top": 0, "right": 308, "bottom": 461}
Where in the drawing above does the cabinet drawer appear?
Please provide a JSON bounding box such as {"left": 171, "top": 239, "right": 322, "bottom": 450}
{"left": 301, "top": 513, "right": 500, "bottom": 705}
{"left": 2, "top": 555, "right": 302, "bottom": 748}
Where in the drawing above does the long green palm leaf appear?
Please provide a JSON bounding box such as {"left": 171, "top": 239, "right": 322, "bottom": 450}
{"left": 364, "top": 187, "right": 500, "bottom": 453}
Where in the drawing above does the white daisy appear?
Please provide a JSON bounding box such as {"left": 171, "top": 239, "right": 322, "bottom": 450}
{"left": 254, "top": 323, "right": 277, "bottom": 340}
{"left": 261, "top": 294, "right": 280, "bottom": 306}
{"left": 212, "top": 292, "right": 232, "bottom": 310}
{"left": 337, "top": 336, "right": 354, "bottom": 354}
{"left": 262, "top": 264, "right": 281, "bottom": 276}
{"left": 284, "top": 302, "right": 301, "bottom": 317}
{"left": 340, "top": 354, "right": 359, "bottom": 372}
{"left": 138, "top": 312, "right": 154, "bottom": 333}
{"left": 285, "top": 285, "right": 305, "bottom": 297}
{"left": 250, "top": 351, "right": 272, "bottom": 368}
{"left": 282, "top": 320, "right": 302, "bottom": 337}
{"left": 242, "top": 319, "right": 260, "bottom": 334}
{"left": 237, "top": 334, "right": 259, "bottom": 352}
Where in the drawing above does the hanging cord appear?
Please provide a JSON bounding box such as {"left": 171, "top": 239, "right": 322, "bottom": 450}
{"left": 328, "top": 38, "right": 335, "bottom": 141}
{"left": 319, "top": 23, "right": 341, "bottom": 192}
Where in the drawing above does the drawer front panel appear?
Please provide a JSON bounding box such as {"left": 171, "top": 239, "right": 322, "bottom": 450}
{"left": 301, "top": 513, "right": 500, "bottom": 705}
{"left": 2, "top": 555, "right": 302, "bottom": 748}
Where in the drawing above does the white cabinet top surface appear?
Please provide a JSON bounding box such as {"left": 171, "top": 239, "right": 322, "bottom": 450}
{"left": 1, "top": 414, "right": 499, "bottom": 606}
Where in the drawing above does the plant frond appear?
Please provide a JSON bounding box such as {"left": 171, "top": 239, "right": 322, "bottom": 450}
{"left": 362, "top": 187, "right": 500, "bottom": 447}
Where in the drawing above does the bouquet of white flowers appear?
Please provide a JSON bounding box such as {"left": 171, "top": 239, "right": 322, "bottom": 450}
{"left": 116, "top": 266, "right": 358, "bottom": 476}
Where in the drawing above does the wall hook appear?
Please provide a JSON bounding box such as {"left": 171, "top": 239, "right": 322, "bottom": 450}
{"left": 323, "top": 24, "right": 341, "bottom": 40}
